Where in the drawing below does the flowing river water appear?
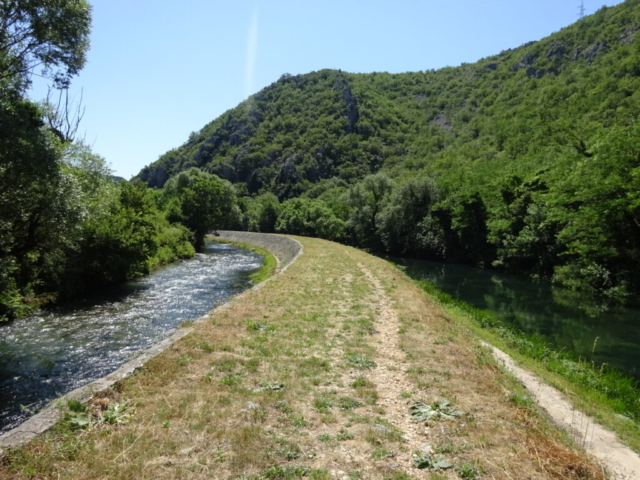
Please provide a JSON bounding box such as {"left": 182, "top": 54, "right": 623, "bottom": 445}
{"left": 400, "top": 259, "right": 640, "bottom": 381}
{"left": 0, "top": 242, "right": 262, "bottom": 434}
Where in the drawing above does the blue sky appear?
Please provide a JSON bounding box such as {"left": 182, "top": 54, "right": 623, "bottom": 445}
{"left": 29, "top": 0, "right": 624, "bottom": 179}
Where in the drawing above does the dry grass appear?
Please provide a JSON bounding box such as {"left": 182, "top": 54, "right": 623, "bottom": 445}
{"left": 0, "top": 237, "right": 608, "bottom": 479}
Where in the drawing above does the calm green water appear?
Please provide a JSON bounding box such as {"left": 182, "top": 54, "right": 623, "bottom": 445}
{"left": 399, "top": 259, "right": 640, "bottom": 380}
{"left": 0, "top": 242, "right": 261, "bottom": 434}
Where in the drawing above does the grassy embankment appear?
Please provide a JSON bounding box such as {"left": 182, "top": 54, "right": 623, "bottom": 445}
{"left": 410, "top": 278, "right": 640, "bottom": 454}
{"left": 1, "top": 237, "right": 607, "bottom": 479}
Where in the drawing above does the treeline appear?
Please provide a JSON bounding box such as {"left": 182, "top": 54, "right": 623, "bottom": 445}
{"left": 0, "top": 2, "right": 239, "bottom": 320}
{"left": 235, "top": 117, "right": 640, "bottom": 303}
{"left": 139, "top": 0, "right": 640, "bottom": 301}
{"left": 0, "top": 109, "right": 243, "bottom": 321}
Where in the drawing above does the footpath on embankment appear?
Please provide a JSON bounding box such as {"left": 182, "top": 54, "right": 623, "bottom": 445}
{"left": 0, "top": 235, "right": 635, "bottom": 479}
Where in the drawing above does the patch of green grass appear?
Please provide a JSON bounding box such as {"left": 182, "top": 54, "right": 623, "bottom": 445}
{"left": 337, "top": 397, "right": 363, "bottom": 410}
{"left": 455, "top": 461, "right": 483, "bottom": 479}
{"left": 337, "top": 428, "right": 354, "bottom": 441}
{"left": 199, "top": 342, "right": 216, "bottom": 352}
{"left": 350, "top": 376, "right": 369, "bottom": 388}
{"left": 382, "top": 472, "right": 412, "bottom": 480}
{"left": 289, "top": 414, "right": 308, "bottom": 428}
{"left": 370, "top": 447, "right": 393, "bottom": 460}
{"left": 219, "top": 373, "right": 242, "bottom": 386}
{"left": 509, "top": 393, "right": 535, "bottom": 409}
{"left": 299, "top": 357, "right": 332, "bottom": 375}
{"left": 177, "top": 354, "right": 191, "bottom": 366}
{"left": 313, "top": 396, "right": 334, "bottom": 413}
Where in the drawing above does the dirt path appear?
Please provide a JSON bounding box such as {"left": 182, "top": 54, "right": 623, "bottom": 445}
{"left": 486, "top": 343, "right": 640, "bottom": 480}
{"left": 357, "top": 263, "right": 428, "bottom": 475}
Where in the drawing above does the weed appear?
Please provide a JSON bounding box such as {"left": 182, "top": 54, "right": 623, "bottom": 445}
{"left": 510, "top": 393, "right": 535, "bottom": 409}
{"left": 248, "top": 321, "right": 275, "bottom": 333}
{"left": 410, "top": 400, "right": 464, "bottom": 421}
{"left": 289, "top": 414, "right": 308, "bottom": 428}
{"left": 273, "top": 401, "right": 293, "bottom": 413}
{"left": 213, "top": 358, "right": 239, "bottom": 372}
{"left": 337, "top": 397, "right": 363, "bottom": 410}
{"left": 313, "top": 396, "right": 334, "bottom": 413}
{"left": 64, "top": 402, "right": 94, "bottom": 431}
{"left": 220, "top": 374, "right": 242, "bottom": 386}
{"left": 199, "top": 342, "right": 216, "bottom": 352}
{"left": 348, "top": 414, "right": 371, "bottom": 424}
{"left": 370, "top": 447, "right": 393, "bottom": 460}
{"left": 346, "top": 353, "right": 377, "bottom": 369}
{"left": 435, "top": 443, "right": 455, "bottom": 454}
{"left": 177, "top": 354, "right": 191, "bottom": 365}
{"left": 317, "top": 434, "right": 332, "bottom": 442}
{"left": 382, "top": 473, "right": 412, "bottom": 480}
{"left": 337, "top": 428, "right": 354, "bottom": 441}
{"left": 100, "top": 401, "right": 131, "bottom": 425}
{"left": 63, "top": 399, "right": 131, "bottom": 431}
{"left": 456, "top": 461, "right": 483, "bottom": 479}
{"left": 273, "top": 440, "right": 301, "bottom": 461}
{"left": 253, "top": 382, "right": 284, "bottom": 393}
{"left": 350, "top": 376, "right": 370, "bottom": 388}
{"left": 412, "top": 453, "right": 452, "bottom": 470}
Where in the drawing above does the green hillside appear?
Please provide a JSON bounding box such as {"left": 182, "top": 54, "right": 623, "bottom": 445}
{"left": 138, "top": 0, "right": 640, "bottom": 299}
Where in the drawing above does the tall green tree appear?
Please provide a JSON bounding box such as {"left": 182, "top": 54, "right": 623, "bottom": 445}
{"left": 164, "top": 168, "right": 240, "bottom": 249}
{"left": 344, "top": 173, "right": 394, "bottom": 249}
{"left": 0, "top": 0, "right": 91, "bottom": 90}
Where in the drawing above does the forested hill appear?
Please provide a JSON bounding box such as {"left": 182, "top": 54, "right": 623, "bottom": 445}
{"left": 138, "top": 0, "right": 640, "bottom": 300}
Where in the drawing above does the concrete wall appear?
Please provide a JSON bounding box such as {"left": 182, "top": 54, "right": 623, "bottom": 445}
{"left": 216, "top": 231, "right": 302, "bottom": 272}
{"left": 0, "top": 232, "right": 301, "bottom": 449}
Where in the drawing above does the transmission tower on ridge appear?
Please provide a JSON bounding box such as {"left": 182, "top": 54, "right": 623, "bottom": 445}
{"left": 578, "top": 0, "right": 586, "bottom": 19}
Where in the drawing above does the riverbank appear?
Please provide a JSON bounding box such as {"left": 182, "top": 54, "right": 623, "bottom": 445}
{"left": 411, "top": 279, "right": 640, "bottom": 454}
{"left": 0, "top": 242, "right": 264, "bottom": 444}
{"left": 0, "top": 236, "right": 618, "bottom": 479}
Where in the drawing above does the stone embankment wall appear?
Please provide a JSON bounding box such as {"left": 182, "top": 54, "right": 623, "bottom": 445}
{"left": 0, "top": 232, "right": 301, "bottom": 449}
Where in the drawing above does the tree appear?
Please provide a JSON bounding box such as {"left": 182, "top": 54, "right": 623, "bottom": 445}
{"left": 344, "top": 173, "right": 394, "bottom": 249}
{"left": 376, "top": 176, "right": 440, "bottom": 255}
{"left": 0, "top": 0, "right": 92, "bottom": 91}
{"left": 163, "top": 169, "right": 240, "bottom": 249}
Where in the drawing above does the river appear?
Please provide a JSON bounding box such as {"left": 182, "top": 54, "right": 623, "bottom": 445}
{"left": 0, "top": 242, "right": 262, "bottom": 434}
{"left": 398, "top": 258, "right": 640, "bottom": 380}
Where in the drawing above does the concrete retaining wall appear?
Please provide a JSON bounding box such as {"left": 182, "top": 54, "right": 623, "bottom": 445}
{"left": 216, "top": 231, "right": 302, "bottom": 273}
{"left": 0, "top": 232, "right": 301, "bottom": 449}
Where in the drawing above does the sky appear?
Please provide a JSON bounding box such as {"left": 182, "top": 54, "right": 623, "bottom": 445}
{"left": 29, "top": 0, "right": 625, "bottom": 179}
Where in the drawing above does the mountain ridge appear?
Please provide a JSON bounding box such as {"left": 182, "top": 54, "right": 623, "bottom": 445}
{"left": 137, "top": 0, "right": 640, "bottom": 298}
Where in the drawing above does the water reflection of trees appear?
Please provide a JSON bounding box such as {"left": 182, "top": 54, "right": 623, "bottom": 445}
{"left": 399, "top": 258, "right": 640, "bottom": 378}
